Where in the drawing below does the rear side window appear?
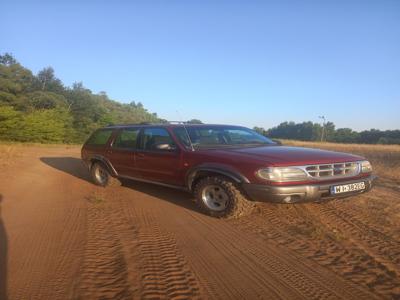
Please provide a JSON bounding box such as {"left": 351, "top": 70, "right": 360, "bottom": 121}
{"left": 86, "top": 129, "right": 113, "bottom": 146}
{"left": 140, "top": 128, "right": 175, "bottom": 151}
{"left": 113, "top": 128, "right": 140, "bottom": 149}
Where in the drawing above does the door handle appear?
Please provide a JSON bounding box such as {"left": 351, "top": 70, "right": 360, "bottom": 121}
{"left": 137, "top": 153, "right": 145, "bottom": 158}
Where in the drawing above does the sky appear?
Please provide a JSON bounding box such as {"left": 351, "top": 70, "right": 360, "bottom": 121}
{"left": 1, "top": 0, "right": 399, "bottom": 131}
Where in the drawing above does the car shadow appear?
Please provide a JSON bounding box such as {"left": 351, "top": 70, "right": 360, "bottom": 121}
{"left": 40, "top": 157, "right": 92, "bottom": 183}
{"left": 119, "top": 179, "right": 199, "bottom": 213}
{"left": 0, "top": 194, "right": 8, "bottom": 300}
{"left": 40, "top": 157, "right": 200, "bottom": 213}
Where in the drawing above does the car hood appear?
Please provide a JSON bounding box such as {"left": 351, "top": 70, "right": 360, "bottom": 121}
{"left": 213, "top": 146, "right": 364, "bottom": 166}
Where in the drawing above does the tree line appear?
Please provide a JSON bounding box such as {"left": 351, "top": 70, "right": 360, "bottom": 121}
{"left": 1, "top": 53, "right": 398, "bottom": 145}
{"left": 254, "top": 121, "right": 400, "bottom": 145}
{"left": 0, "top": 53, "right": 161, "bottom": 143}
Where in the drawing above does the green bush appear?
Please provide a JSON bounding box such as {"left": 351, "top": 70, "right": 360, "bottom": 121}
{"left": 0, "top": 53, "right": 161, "bottom": 143}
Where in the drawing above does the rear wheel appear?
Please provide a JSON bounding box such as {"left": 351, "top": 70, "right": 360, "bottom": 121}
{"left": 194, "top": 176, "right": 253, "bottom": 218}
{"left": 90, "top": 162, "right": 121, "bottom": 187}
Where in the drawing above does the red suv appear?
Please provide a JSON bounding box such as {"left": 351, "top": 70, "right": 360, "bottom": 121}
{"left": 81, "top": 123, "right": 376, "bottom": 217}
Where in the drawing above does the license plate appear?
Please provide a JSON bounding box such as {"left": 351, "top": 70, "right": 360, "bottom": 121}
{"left": 331, "top": 182, "right": 366, "bottom": 194}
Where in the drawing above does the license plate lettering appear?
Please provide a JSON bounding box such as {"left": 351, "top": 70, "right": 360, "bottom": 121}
{"left": 331, "top": 182, "right": 365, "bottom": 194}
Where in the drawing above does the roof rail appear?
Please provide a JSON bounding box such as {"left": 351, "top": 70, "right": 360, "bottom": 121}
{"left": 168, "top": 121, "right": 186, "bottom": 124}
{"left": 106, "top": 121, "right": 193, "bottom": 127}
{"left": 106, "top": 120, "right": 210, "bottom": 127}
{"left": 106, "top": 121, "right": 156, "bottom": 127}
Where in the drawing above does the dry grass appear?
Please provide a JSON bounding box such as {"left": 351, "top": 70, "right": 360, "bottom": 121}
{"left": 281, "top": 140, "right": 400, "bottom": 183}
{"left": 0, "top": 141, "right": 81, "bottom": 148}
{"left": 0, "top": 144, "right": 19, "bottom": 167}
{"left": 0, "top": 142, "right": 81, "bottom": 167}
{"left": 85, "top": 191, "right": 106, "bottom": 204}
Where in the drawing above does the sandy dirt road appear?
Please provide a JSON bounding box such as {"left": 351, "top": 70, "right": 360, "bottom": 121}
{"left": 0, "top": 145, "right": 399, "bottom": 299}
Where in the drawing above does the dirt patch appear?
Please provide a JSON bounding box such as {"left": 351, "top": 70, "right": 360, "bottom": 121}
{"left": 0, "top": 144, "right": 398, "bottom": 299}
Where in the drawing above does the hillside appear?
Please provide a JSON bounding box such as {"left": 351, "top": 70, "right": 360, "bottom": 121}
{"left": 0, "top": 53, "right": 161, "bottom": 143}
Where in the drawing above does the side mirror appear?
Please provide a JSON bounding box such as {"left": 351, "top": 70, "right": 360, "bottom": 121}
{"left": 154, "top": 143, "right": 177, "bottom": 151}
{"left": 272, "top": 139, "right": 282, "bottom": 145}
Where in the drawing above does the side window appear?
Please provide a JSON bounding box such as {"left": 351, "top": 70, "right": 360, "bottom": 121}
{"left": 141, "top": 128, "right": 176, "bottom": 151}
{"left": 224, "top": 129, "right": 253, "bottom": 143}
{"left": 173, "top": 128, "right": 191, "bottom": 148}
{"left": 113, "top": 128, "right": 140, "bottom": 149}
{"left": 86, "top": 129, "right": 113, "bottom": 146}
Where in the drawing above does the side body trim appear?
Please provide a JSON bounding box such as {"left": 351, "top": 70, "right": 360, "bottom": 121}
{"left": 119, "top": 175, "right": 188, "bottom": 191}
{"left": 186, "top": 164, "right": 250, "bottom": 191}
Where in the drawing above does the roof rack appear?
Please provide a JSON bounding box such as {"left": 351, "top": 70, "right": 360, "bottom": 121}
{"left": 106, "top": 122, "right": 158, "bottom": 127}
{"left": 168, "top": 121, "right": 187, "bottom": 124}
{"left": 106, "top": 121, "right": 194, "bottom": 127}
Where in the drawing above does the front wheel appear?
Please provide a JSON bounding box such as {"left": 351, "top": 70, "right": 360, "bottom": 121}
{"left": 194, "top": 176, "right": 254, "bottom": 218}
{"left": 90, "top": 162, "right": 121, "bottom": 187}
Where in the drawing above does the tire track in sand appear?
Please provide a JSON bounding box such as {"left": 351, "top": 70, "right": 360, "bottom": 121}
{"left": 311, "top": 201, "right": 400, "bottom": 273}
{"left": 76, "top": 197, "right": 133, "bottom": 300}
{"left": 121, "top": 205, "right": 202, "bottom": 300}
{"left": 188, "top": 210, "right": 377, "bottom": 300}
{"left": 77, "top": 188, "right": 202, "bottom": 300}
{"left": 235, "top": 200, "right": 400, "bottom": 299}
{"left": 113, "top": 183, "right": 379, "bottom": 300}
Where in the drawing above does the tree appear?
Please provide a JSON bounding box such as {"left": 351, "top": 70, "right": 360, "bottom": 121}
{"left": 0, "top": 63, "right": 35, "bottom": 95}
{"left": 27, "top": 91, "right": 68, "bottom": 110}
{"left": 359, "top": 129, "right": 382, "bottom": 144}
{"left": 21, "top": 108, "right": 73, "bottom": 142}
{"left": 262, "top": 121, "right": 400, "bottom": 145}
{"left": 36, "top": 67, "right": 64, "bottom": 93}
{"left": 253, "top": 126, "right": 266, "bottom": 135}
{"left": 186, "top": 119, "right": 203, "bottom": 124}
{"left": 0, "top": 53, "right": 17, "bottom": 66}
{"left": 333, "top": 128, "right": 360, "bottom": 143}
{"left": 296, "top": 121, "right": 314, "bottom": 141}
{"left": 324, "top": 122, "right": 336, "bottom": 142}
{"left": 0, "top": 106, "right": 22, "bottom": 138}
{"left": 0, "top": 53, "right": 163, "bottom": 143}
{"left": 0, "top": 91, "right": 17, "bottom": 104}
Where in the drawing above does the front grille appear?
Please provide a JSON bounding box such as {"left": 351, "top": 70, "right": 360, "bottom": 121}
{"left": 305, "top": 162, "right": 360, "bottom": 179}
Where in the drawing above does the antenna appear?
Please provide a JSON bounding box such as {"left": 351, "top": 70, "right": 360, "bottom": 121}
{"left": 176, "top": 110, "right": 195, "bottom": 152}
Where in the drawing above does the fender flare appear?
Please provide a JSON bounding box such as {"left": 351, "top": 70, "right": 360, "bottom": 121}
{"left": 88, "top": 155, "right": 118, "bottom": 176}
{"left": 186, "top": 164, "right": 249, "bottom": 191}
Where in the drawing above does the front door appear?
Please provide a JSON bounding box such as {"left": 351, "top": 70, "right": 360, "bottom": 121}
{"left": 135, "top": 127, "right": 182, "bottom": 185}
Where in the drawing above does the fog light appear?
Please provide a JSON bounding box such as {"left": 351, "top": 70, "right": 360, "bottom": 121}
{"left": 283, "top": 196, "right": 292, "bottom": 203}
{"left": 283, "top": 195, "right": 302, "bottom": 203}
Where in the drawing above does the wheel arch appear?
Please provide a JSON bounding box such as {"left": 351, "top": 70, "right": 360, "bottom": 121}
{"left": 89, "top": 155, "right": 118, "bottom": 177}
{"left": 186, "top": 164, "right": 249, "bottom": 191}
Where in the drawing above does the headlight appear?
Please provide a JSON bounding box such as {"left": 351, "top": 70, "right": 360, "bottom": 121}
{"left": 257, "top": 167, "right": 308, "bottom": 182}
{"left": 360, "top": 160, "right": 372, "bottom": 173}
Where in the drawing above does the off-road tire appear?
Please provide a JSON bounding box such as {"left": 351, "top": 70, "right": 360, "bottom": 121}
{"left": 90, "top": 162, "right": 121, "bottom": 187}
{"left": 194, "top": 176, "right": 254, "bottom": 218}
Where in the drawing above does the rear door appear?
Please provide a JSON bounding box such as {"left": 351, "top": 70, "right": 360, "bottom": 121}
{"left": 135, "top": 127, "right": 182, "bottom": 185}
{"left": 106, "top": 127, "right": 140, "bottom": 177}
{"left": 82, "top": 128, "right": 114, "bottom": 160}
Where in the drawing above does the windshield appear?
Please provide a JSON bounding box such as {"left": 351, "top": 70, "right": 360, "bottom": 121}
{"left": 173, "top": 126, "right": 276, "bottom": 149}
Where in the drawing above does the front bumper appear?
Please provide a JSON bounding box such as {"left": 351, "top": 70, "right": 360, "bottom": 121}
{"left": 242, "top": 175, "right": 377, "bottom": 203}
